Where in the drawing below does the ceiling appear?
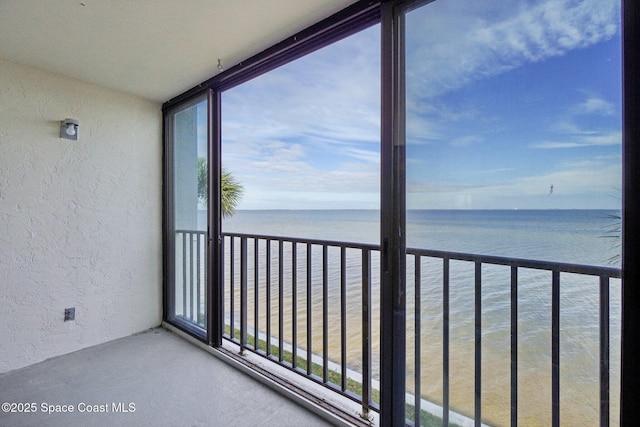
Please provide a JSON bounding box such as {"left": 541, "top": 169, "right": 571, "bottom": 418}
{"left": 0, "top": 0, "right": 359, "bottom": 102}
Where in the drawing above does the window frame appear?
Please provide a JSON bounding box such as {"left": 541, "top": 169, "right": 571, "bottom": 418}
{"left": 161, "top": 0, "right": 638, "bottom": 424}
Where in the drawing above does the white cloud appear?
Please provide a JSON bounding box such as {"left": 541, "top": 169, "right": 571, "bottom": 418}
{"left": 218, "top": 1, "right": 621, "bottom": 210}
{"left": 408, "top": 154, "right": 621, "bottom": 209}
{"left": 572, "top": 97, "right": 616, "bottom": 116}
{"left": 238, "top": 190, "right": 379, "bottom": 210}
{"left": 220, "top": 25, "right": 382, "bottom": 209}
{"left": 222, "top": 24, "right": 381, "bottom": 154}
{"left": 530, "top": 130, "right": 621, "bottom": 149}
{"left": 477, "top": 168, "right": 516, "bottom": 175}
{"left": 552, "top": 121, "right": 601, "bottom": 135}
{"left": 450, "top": 135, "right": 484, "bottom": 147}
{"left": 406, "top": 0, "right": 620, "bottom": 99}
{"left": 222, "top": 133, "right": 380, "bottom": 210}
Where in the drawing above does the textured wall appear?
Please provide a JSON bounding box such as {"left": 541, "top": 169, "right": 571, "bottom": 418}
{"left": 0, "top": 60, "right": 162, "bottom": 373}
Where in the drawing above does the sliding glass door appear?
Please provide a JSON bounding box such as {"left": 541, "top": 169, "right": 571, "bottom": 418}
{"left": 165, "top": 94, "right": 210, "bottom": 337}
{"left": 160, "top": 0, "right": 627, "bottom": 423}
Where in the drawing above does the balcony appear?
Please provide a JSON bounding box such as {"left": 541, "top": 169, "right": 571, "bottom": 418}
{"left": 173, "top": 230, "right": 621, "bottom": 426}
{"left": 0, "top": 327, "right": 335, "bottom": 427}
{"left": 2, "top": 1, "right": 638, "bottom": 426}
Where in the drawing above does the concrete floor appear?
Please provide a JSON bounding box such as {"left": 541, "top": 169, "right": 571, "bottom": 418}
{"left": 0, "top": 328, "right": 334, "bottom": 427}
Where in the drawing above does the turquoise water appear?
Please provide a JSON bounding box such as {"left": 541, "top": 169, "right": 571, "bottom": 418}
{"left": 218, "top": 209, "right": 621, "bottom": 426}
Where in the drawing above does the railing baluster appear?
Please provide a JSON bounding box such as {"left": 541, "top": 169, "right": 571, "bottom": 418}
{"left": 475, "top": 261, "right": 482, "bottom": 427}
{"left": 197, "top": 232, "right": 201, "bottom": 326}
{"left": 279, "top": 240, "right": 284, "bottom": 362}
{"left": 240, "top": 237, "right": 248, "bottom": 354}
{"left": 190, "top": 232, "right": 195, "bottom": 322}
{"left": 254, "top": 238, "right": 259, "bottom": 350}
{"left": 341, "top": 246, "right": 347, "bottom": 391}
{"left": 266, "top": 239, "right": 271, "bottom": 357}
{"left": 552, "top": 270, "right": 560, "bottom": 427}
{"left": 443, "top": 257, "right": 450, "bottom": 427}
{"left": 187, "top": 232, "right": 192, "bottom": 321}
{"left": 230, "top": 237, "right": 235, "bottom": 340}
{"left": 362, "top": 249, "right": 372, "bottom": 420}
{"left": 415, "top": 254, "right": 421, "bottom": 426}
{"left": 600, "top": 275, "right": 610, "bottom": 427}
{"left": 292, "top": 242, "right": 298, "bottom": 368}
{"left": 323, "top": 245, "right": 329, "bottom": 384}
{"left": 182, "top": 232, "right": 187, "bottom": 320}
{"left": 307, "top": 243, "right": 312, "bottom": 376}
{"left": 218, "top": 234, "right": 222, "bottom": 337}
{"left": 511, "top": 265, "right": 518, "bottom": 427}
{"left": 204, "top": 231, "right": 208, "bottom": 328}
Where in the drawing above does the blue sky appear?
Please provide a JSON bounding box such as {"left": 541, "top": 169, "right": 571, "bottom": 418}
{"left": 219, "top": 0, "right": 621, "bottom": 210}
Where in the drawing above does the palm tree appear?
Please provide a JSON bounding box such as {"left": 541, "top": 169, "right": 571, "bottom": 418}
{"left": 220, "top": 169, "right": 244, "bottom": 217}
{"left": 197, "top": 157, "right": 243, "bottom": 217}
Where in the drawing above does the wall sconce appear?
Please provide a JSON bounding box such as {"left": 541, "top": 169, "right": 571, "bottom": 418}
{"left": 60, "top": 118, "right": 79, "bottom": 140}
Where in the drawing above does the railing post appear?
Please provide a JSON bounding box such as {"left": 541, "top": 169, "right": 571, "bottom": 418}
{"left": 254, "top": 238, "right": 259, "bottom": 350}
{"left": 361, "top": 249, "right": 372, "bottom": 421}
{"left": 240, "top": 237, "right": 248, "bottom": 354}
{"left": 182, "top": 232, "right": 187, "bottom": 320}
{"left": 266, "top": 239, "right": 271, "bottom": 357}
{"left": 197, "top": 232, "right": 202, "bottom": 326}
{"left": 475, "top": 261, "right": 482, "bottom": 427}
{"left": 307, "top": 243, "right": 313, "bottom": 375}
{"left": 322, "top": 245, "right": 329, "bottom": 384}
{"left": 415, "top": 254, "right": 421, "bottom": 426}
{"left": 600, "top": 275, "right": 610, "bottom": 427}
{"left": 340, "top": 246, "right": 347, "bottom": 391}
{"left": 443, "top": 257, "right": 450, "bottom": 427}
{"left": 190, "top": 232, "right": 195, "bottom": 322}
{"left": 511, "top": 265, "right": 518, "bottom": 427}
{"left": 229, "top": 237, "right": 235, "bottom": 340}
{"left": 292, "top": 242, "right": 298, "bottom": 368}
{"left": 552, "top": 270, "right": 560, "bottom": 427}
{"left": 278, "top": 240, "right": 284, "bottom": 362}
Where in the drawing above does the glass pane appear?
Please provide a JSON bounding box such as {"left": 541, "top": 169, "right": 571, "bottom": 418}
{"left": 222, "top": 26, "right": 381, "bottom": 236}
{"left": 221, "top": 25, "right": 381, "bottom": 399}
{"left": 170, "top": 96, "right": 208, "bottom": 331}
{"left": 404, "top": 0, "right": 621, "bottom": 425}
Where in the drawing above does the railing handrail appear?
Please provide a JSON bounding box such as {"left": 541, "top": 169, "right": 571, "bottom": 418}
{"left": 176, "top": 229, "right": 207, "bottom": 235}
{"left": 220, "top": 231, "right": 621, "bottom": 279}
{"left": 408, "top": 247, "right": 621, "bottom": 278}
{"left": 221, "top": 231, "right": 379, "bottom": 251}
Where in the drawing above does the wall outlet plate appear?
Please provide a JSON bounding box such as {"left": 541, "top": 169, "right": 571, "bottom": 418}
{"left": 64, "top": 307, "right": 75, "bottom": 321}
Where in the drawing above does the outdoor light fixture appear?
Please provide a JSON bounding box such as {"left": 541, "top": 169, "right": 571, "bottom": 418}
{"left": 60, "top": 118, "right": 79, "bottom": 140}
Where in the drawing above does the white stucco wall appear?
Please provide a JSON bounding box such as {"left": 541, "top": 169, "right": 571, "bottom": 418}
{"left": 0, "top": 59, "right": 162, "bottom": 374}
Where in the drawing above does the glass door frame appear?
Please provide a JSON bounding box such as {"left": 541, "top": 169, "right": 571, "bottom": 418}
{"left": 163, "top": 90, "right": 221, "bottom": 343}
{"left": 163, "top": 1, "right": 379, "bottom": 349}
{"left": 379, "top": 1, "right": 406, "bottom": 425}
{"left": 208, "top": 89, "right": 223, "bottom": 347}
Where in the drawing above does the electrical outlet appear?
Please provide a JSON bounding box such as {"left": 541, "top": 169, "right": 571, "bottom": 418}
{"left": 64, "top": 307, "right": 75, "bottom": 321}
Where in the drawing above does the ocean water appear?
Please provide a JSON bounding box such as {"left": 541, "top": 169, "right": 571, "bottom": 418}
{"left": 219, "top": 209, "right": 620, "bottom": 264}
{"left": 218, "top": 209, "right": 621, "bottom": 426}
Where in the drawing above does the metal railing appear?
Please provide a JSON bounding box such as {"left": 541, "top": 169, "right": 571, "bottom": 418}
{"left": 175, "top": 230, "right": 621, "bottom": 426}
{"left": 174, "top": 230, "right": 207, "bottom": 328}
{"left": 406, "top": 248, "right": 620, "bottom": 427}
{"left": 222, "top": 232, "right": 379, "bottom": 417}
